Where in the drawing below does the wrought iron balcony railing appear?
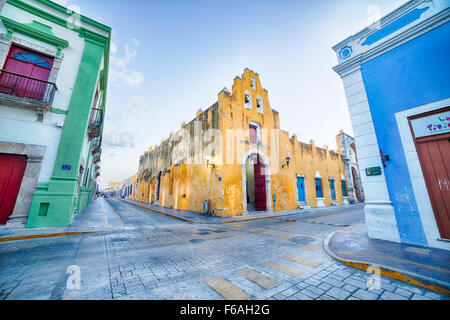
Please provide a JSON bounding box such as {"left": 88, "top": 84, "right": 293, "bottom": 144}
{"left": 89, "top": 108, "right": 103, "bottom": 127}
{"left": 88, "top": 108, "right": 103, "bottom": 139}
{"left": 0, "top": 69, "right": 57, "bottom": 104}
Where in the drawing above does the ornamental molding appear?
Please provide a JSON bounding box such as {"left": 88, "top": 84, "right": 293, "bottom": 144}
{"left": 333, "top": 7, "right": 450, "bottom": 78}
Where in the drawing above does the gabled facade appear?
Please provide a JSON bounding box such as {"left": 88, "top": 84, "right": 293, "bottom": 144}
{"left": 0, "top": 0, "right": 111, "bottom": 227}
{"left": 131, "top": 69, "right": 349, "bottom": 217}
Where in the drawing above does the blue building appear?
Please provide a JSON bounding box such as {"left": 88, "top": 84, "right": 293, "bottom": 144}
{"left": 333, "top": 0, "right": 449, "bottom": 250}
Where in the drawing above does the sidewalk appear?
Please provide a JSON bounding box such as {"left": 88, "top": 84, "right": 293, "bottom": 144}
{"left": 119, "top": 198, "right": 356, "bottom": 224}
{"left": 0, "top": 198, "right": 123, "bottom": 243}
{"left": 324, "top": 223, "right": 450, "bottom": 296}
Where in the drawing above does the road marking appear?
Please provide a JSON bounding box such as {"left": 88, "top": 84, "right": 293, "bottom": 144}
{"left": 263, "top": 261, "right": 303, "bottom": 277}
{"left": 300, "top": 246, "right": 323, "bottom": 250}
{"left": 261, "top": 230, "right": 278, "bottom": 234}
{"left": 204, "top": 277, "right": 250, "bottom": 300}
{"left": 249, "top": 228, "right": 264, "bottom": 232}
{"left": 274, "top": 232, "right": 294, "bottom": 239}
{"left": 238, "top": 269, "right": 280, "bottom": 289}
{"left": 404, "top": 247, "right": 430, "bottom": 255}
{"left": 281, "top": 255, "right": 322, "bottom": 268}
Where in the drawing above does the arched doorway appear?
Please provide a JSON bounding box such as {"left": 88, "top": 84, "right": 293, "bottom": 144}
{"left": 156, "top": 170, "right": 162, "bottom": 204}
{"left": 242, "top": 150, "right": 271, "bottom": 214}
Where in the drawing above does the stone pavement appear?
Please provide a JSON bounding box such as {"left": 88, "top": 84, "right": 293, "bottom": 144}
{"left": 324, "top": 223, "right": 450, "bottom": 296}
{"left": 119, "top": 198, "right": 355, "bottom": 224}
{"left": 0, "top": 199, "right": 448, "bottom": 300}
{"left": 0, "top": 198, "right": 123, "bottom": 242}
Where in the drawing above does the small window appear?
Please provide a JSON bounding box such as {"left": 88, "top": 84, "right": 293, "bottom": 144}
{"left": 251, "top": 77, "right": 256, "bottom": 89}
{"left": 249, "top": 124, "right": 257, "bottom": 144}
{"left": 329, "top": 179, "right": 336, "bottom": 200}
{"left": 256, "top": 96, "right": 263, "bottom": 113}
{"left": 244, "top": 90, "right": 252, "bottom": 109}
{"left": 315, "top": 178, "right": 322, "bottom": 198}
{"left": 249, "top": 122, "right": 261, "bottom": 145}
{"left": 341, "top": 180, "right": 348, "bottom": 197}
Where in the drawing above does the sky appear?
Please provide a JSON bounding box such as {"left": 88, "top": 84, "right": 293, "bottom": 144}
{"left": 55, "top": 0, "right": 408, "bottom": 188}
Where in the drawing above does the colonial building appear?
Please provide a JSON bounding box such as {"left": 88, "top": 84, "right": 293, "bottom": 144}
{"left": 333, "top": 0, "right": 449, "bottom": 250}
{"left": 336, "top": 130, "right": 365, "bottom": 204}
{"left": 131, "top": 69, "right": 350, "bottom": 217}
{"left": 0, "top": 0, "right": 111, "bottom": 227}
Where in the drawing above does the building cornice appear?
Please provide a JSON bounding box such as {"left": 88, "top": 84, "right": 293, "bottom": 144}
{"left": 333, "top": 7, "right": 450, "bottom": 77}
{"left": 0, "top": 15, "right": 69, "bottom": 55}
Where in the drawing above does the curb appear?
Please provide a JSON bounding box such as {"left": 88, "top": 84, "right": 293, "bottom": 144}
{"left": 323, "top": 230, "right": 450, "bottom": 297}
{"left": 0, "top": 199, "right": 125, "bottom": 243}
{"left": 119, "top": 199, "right": 283, "bottom": 224}
{"left": 0, "top": 230, "right": 103, "bottom": 243}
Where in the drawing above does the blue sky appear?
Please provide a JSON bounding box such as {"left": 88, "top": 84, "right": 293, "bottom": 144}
{"left": 56, "top": 0, "right": 408, "bottom": 188}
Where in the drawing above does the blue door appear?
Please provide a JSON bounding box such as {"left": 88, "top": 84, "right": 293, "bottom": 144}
{"left": 297, "top": 176, "right": 306, "bottom": 202}
{"left": 329, "top": 179, "right": 336, "bottom": 200}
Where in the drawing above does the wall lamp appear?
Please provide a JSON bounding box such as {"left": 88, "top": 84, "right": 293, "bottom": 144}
{"left": 282, "top": 155, "right": 291, "bottom": 168}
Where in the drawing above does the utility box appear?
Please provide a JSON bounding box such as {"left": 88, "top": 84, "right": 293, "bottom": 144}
{"left": 203, "top": 199, "right": 211, "bottom": 215}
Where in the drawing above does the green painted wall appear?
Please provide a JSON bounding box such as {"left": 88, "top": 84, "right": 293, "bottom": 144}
{"left": 26, "top": 38, "right": 106, "bottom": 228}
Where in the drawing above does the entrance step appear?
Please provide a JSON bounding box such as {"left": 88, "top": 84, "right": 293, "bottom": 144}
{"left": 247, "top": 203, "right": 256, "bottom": 212}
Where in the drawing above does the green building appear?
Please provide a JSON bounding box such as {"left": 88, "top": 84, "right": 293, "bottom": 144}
{"left": 0, "top": 0, "right": 111, "bottom": 227}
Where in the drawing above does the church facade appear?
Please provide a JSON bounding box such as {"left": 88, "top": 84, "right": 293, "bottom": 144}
{"left": 131, "top": 69, "right": 350, "bottom": 217}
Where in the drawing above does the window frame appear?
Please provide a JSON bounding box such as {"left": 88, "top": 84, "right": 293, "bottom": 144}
{"left": 341, "top": 180, "right": 348, "bottom": 197}
{"left": 256, "top": 95, "right": 263, "bottom": 114}
{"left": 249, "top": 121, "right": 261, "bottom": 145}
{"left": 315, "top": 178, "right": 323, "bottom": 198}
{"left": 244, "top": 90, "right": 252, "bottom": 109}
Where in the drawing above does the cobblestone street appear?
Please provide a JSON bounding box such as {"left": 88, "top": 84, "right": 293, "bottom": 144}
{"left": 0, "top": 199, "right": 447, "bottom": 300}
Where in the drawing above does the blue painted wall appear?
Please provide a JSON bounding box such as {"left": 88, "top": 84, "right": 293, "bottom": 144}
{"left": 361, "top": 21, "right": 450, "bottom": 246}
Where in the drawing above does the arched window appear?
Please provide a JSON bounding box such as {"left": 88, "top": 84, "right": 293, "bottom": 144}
{"left": 251, "top": 77, "right": 256, "bottom": 89}
{"left": 12, "top": 52, "right": 52, "bottom": 69}
{"left": 244, "top": 90, "right": 252, "bottom": 109}
{"left": 256, "top": 95, "right": 263, "bottom": 113}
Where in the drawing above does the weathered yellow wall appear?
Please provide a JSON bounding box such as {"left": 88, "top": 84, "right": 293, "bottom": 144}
{"left": 131, "top": 69, "right": 347, "bottom": 217}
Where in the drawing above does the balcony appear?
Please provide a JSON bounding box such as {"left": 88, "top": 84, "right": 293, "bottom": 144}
{"left": 93, "top": 154, "right": 101, "bottom": 164}
{"left": 91, "top": 137, "right": 102, "bottom": 155}
{"left": 88, "top": 108, "right": 103, "bottom": 140}
{"left": 0, "top": 69, "right": 57, "bottom": 121}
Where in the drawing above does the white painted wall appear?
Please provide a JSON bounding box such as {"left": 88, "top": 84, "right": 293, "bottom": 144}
{"left": 0, "top": 2, "right": 87, "bottom": 183}
{"left": 0, "top": 105, "right": 64, "bottom": 182}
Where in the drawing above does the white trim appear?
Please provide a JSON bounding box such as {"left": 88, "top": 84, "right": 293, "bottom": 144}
{"left": 249, "top": 121, "right": 261, "bottom": 145}
{"left": 241, "top": 148, "right": 272, "bottom": 215}
{"left": 338, "top": 67, "right": 401, "bottom": 243}
{"left": 333, "top": 2, "right": 450, "bottom": 77}
{"left": 394, "top": 97, "right": 450, "bottom": 250}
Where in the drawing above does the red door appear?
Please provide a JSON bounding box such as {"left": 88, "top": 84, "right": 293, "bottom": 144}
{"left": 254, "top": 156, "right": 266, "bottom": 211}
{"left": 415, "top": 136, "right": 450, "bottom": 239}
{"left": 0, "top": 154, "right": 27, "bottom": 224}
{"left": 0, "top": 45, "right": 54, "bottom": 100}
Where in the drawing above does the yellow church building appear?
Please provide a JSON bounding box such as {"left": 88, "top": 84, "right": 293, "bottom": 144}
{"left": 130, "top": 69, "right": 350, "bottom": 217}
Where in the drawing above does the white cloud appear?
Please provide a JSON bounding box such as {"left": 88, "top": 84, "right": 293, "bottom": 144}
{"left": 109, "top": 39, "right": 144, "bottom": 87}
{"left": 102, "top": 131, "right": 136, "bottom": 149}
{"left": 127, "top": 96, "right": 147, "bottom": 111}
{"left": 110, "top": 69, "right": 145, "bottom": 87}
